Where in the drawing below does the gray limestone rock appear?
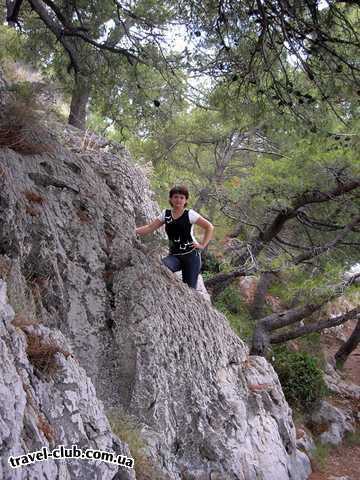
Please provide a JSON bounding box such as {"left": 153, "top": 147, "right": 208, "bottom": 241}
{"left": 324, "top": 362, "right": 360, "bottom": 400}
{"left": 307, "top": 400, "right": 355, "bottom": 446}
{"left": 0, "top": 88, "right": 311, "bottom": 479}
{"left": 294, "top": 449, "right": 312, "bottom": 480}
{"left": 296, "top": 429, "right": 316, "bottom": 458}
{"left": 0, "top": 279, "right": 135, "bottom": 480}
{"left": 296, "top": 427, "right": 316, "bottom": 458}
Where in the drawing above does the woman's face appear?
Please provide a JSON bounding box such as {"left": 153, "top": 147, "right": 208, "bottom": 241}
{"left": 170, "top": 193, "right": 187, "bottom": 208}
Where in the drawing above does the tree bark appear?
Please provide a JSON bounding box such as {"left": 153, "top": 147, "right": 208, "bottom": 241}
{"left": 205, "top": 269, "right": 250, "bottom": 299}
{"left": 250, "top": 320, "right": 270, "bottom": 356}
{"left": 270, "top": 306, "right": 360, "bottom": 344}
{"left": 228, "top": 223, "right": 245, "bottom": 238}
{"left": 249, "top": 272, "right": 275, "bottom": 320}
{"left": 250, "top": 302, "right": 325, "bottom": 356}
{"left": 193, "top": 187, "right": 210, "bottom": 212}
{"left": 68, "top": 75, "right": 90, "bottom": 130}
{"left": 335, "top": 317, "right": 360, "bottom": 366}
{"left": 249, "top": 300, "right": 359, "bottom": 358}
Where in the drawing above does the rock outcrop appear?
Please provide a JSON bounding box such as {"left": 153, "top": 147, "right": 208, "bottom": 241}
{"left": 0, "top": 279, "right": 135, "bottom": 480}
{"left": 324, "top": 362, "right": 360, "bottom": 401}
{"left": 0, "top": 80, "right": 311, "bottom": 479}
{"left": 306, "top": 400, "right": 356, "bottom": 446}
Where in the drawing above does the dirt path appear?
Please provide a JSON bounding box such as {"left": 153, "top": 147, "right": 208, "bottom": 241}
{"left": 309, "top": 443, "right": 360, "bottom": 480}
{"left": 308, "top": 319, "right": 360, "bottom": 480}
{"left": 322, "top": 319, "right": 360, "bottom": 385}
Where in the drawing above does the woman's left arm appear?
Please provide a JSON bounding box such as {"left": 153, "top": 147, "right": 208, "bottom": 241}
{"left": 193, "top": 216, "right": 214, "bottom": 249}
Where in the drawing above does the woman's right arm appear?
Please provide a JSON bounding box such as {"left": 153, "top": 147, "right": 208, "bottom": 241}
{"left": 135, "top": 218, "right": 164, "bottom": 236}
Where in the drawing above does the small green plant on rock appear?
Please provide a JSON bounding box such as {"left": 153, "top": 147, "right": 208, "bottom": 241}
{"left": 311, "top": 440, "right": 332, "bottom": 472}
{"left": 107, "top": 410, "right": 168, "bottom": 480}
{"left": 344, "top": 428, "right": 360, "bottom": 446}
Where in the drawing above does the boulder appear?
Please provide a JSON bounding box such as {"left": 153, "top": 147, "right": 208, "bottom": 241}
{"left": 306, "top": 400, "right": 355, "bottom": 446}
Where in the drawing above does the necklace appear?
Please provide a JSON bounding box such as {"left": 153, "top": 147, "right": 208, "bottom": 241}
{"left": 171, "top": 209, "right": 185, "bottom": 220}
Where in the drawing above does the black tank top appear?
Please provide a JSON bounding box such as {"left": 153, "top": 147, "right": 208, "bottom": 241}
{"left": 164, "top": 209, "right": 195, "bottom": 255}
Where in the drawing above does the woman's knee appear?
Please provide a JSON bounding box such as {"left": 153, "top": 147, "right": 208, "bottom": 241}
{"left": 162, "top": 255, "right": 181, "bottom": 272}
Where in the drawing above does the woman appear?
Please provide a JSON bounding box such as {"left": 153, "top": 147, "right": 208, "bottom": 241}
{"left": 135, "top": 185, "right": 214, "bottom": 289}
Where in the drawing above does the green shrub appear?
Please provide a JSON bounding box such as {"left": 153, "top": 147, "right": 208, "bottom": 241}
{"left": 226, "top": 311, "right": 254, "bottom": 343}
{"left": 201, "top": 250, "right": 221, "bottom": 274}
{"left": 8, "top": 81, "right": 34, "bottom": 102}
{"left": 201, "top": 270, "right": 216, "bottom": 281}
{"left": 272, "top": 346, "right": 327, "bottom": 411}
{"left": 214, "top": 286, "right": 255, "bottom": 342}
{"left": 215, "top": 285, "right": 244, "bottom": 314}
{"left": 298, "top": 332, "right": 326, "bottom": 370}
{"left": 0, "top": 26, "right": 25, "bottom": 63}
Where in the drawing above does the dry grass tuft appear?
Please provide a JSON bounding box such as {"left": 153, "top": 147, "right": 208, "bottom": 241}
{"left": 23, "top": 190, "right": 46, "bottom": 204}
{"left": 25, "top": 204, "right": 41, "bottom": 217}
{"left": 0, "top": 83, "right": 55, "bottom": 155}
{"left": 0, "top": 127, "right": 53, "bottom": 155}
{"left": 37, "top": 413, "right": 56, "bottom": 443}
{"left": 25, "top": 332, "right": 71, "bottom": 377}
{"left": 80, "top": 129, "right": 101, "bottom": 152}
{"left": 22, "top": 381, "right": 56, "bottom": 444}
{"left": 75, "top": 208, "right": 91, "bottom": 223}
{"left": 12, "top": 311, "right": 41, "bottom": 328}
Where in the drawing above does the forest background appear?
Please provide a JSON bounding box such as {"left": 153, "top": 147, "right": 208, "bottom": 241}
{"left": 1, "top": 0, "right": 359, "bottom": 417}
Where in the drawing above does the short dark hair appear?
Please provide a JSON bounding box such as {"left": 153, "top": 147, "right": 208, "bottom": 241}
{"left": 169, "top": 185, "right": 189, "bottom": 207}
{"left": 169, "top": 185, "right": 189, "bottom": 199}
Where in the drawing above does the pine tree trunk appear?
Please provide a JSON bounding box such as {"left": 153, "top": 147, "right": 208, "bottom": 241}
{"left": 250, "top": 322, "right": 270, "bottom": 356}
{"left": 249, "top": 272, "right": 275, "bottom": 320}
{"left": 335, "top": 318, "right": 360, "bottom": 366}
{"left": 193, "top": 187, "right": 210, "bottom": 212}
{"left": 68, "top": 75, "right": 90, "bottom": 130}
